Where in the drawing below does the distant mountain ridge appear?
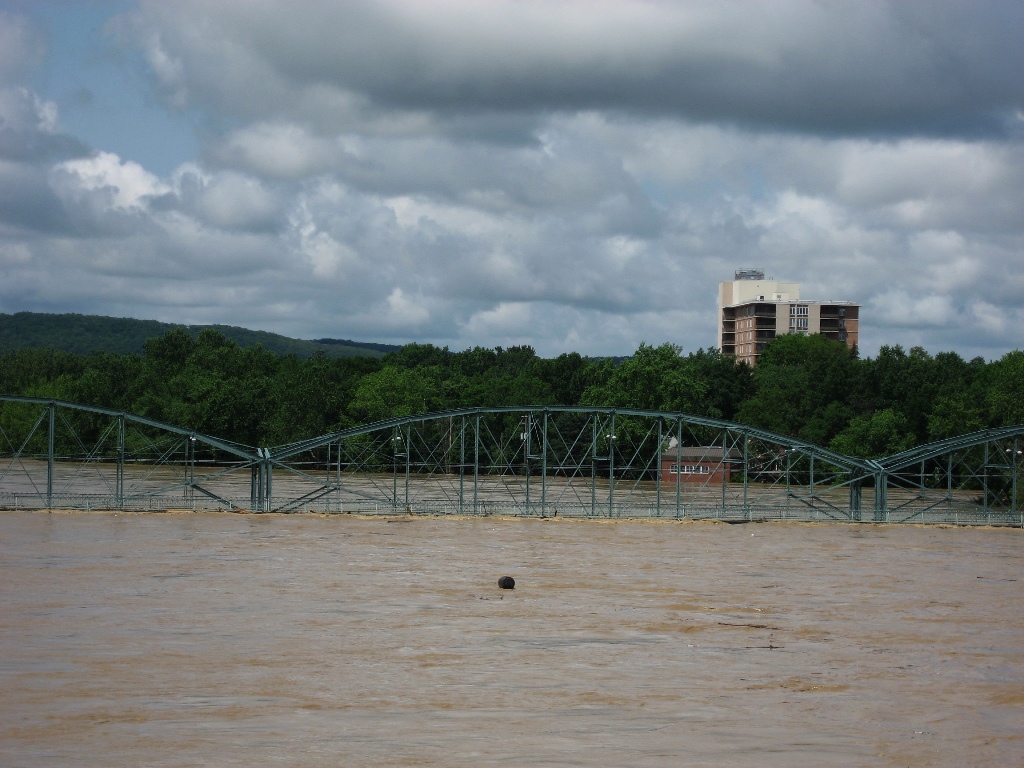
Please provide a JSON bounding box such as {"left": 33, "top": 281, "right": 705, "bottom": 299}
{"left": 0, "top": 312, "right": 399, "bottom": 359}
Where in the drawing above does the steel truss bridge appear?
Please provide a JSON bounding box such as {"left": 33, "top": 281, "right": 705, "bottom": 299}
{"left": 1, "top": 396, "right": 1021, "bottom": 526}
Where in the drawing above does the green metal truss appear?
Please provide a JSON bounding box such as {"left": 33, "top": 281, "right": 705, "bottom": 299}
{"left": 1, "top": 397, "right": 1021, "bottom": 525}
{"left": 0, "top": 396, "right": 256, "bottom": 511}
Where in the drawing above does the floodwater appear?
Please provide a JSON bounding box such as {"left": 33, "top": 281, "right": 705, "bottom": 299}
{"left": 1, "top": 512, "right": 1021, "bottom": 768}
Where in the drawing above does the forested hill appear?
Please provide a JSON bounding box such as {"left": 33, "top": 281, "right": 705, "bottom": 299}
{"left": 0, "top": 312, "right": 398, "bottom": 359}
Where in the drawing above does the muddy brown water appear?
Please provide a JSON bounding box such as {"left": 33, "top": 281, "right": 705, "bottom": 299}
{"left": 1, "top": 512, "right": 1021, "bottom": 767}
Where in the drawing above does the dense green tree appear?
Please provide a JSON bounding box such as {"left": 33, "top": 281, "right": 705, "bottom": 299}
{"left": 384, "top": 343, "right": 451, "bottom": 369}
{"left": 263, "top": 353, "right": 379, "bottom": 443}
{"left": 579, "top": 343, "right": 710, "bottom": 413}
{"left": 1, "top": 324, "right": 1019, "bottom": 455}
{"left": 543, "top": 352, "right": 595, "bottom": 406}
{"left": 142, "top": 327, "right": 195, "bottom": 374}
{"left": 985, "top": 350, "right": 1024, "bottom": 427}
{"left": 800, "top": 401, "right": 857, "bottom": 447}
{"left": 66, "top": 352, "right": 147, "bottom": 410}
{"left": 685, "top": 348, "right": 754, "bottom": 420}
{"left": 450, "top": 346, "right": 500, "bottom": 378}
{"left": 347, "top": 365, "right": 452, "bottom": 423}
{"left": 454, "top": 371, "right": 555, "bottom": 409}
{"left": 491, "top": 346, "right": 543, "bottom": 377}
{"left": 829, "top": 408, "right": 917, "bottom": 459}
{"left": 735, "top": 334, "right": 857, "bottom": 442}
{"left": 858, "top": 346, "right": 982, "bottom": 443}
{"left": 0, "top": 348, "right": 84, "bottom": 395}
{"left": 927, "top": 391, "right": 988, "bottom": 441}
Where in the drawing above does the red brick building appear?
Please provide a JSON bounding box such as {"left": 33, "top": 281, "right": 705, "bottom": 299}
{"left": 660, "top": 446, "right": 740, "bottom": 486}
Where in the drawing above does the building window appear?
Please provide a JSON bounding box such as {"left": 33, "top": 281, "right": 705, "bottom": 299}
{"left": 668, "top": 464, "right": 711, "bottom": 475}
{"left": 790, "top": 317, "right": 808, "bottom": 330}
{"left": 789, "top": 304, "right": 808, "bottom": 316}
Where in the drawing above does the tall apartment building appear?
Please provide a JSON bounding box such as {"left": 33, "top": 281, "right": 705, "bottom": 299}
{"left": 718, "top": 269, "right": 859, "bottom": 366}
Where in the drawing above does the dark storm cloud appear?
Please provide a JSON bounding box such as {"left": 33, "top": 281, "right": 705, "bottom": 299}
{"left": 0, "top": 122, "right": 89, "bottom": 164}
{"left": 129, "top": 0, "right": 1024, "bottom": 139}
{"left": 0, "top": 163, "right": 70, "bottom": 233}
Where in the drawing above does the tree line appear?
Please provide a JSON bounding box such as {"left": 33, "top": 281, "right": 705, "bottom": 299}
{"left": 1, "top": 327, "right": 1021, "bottom": 458}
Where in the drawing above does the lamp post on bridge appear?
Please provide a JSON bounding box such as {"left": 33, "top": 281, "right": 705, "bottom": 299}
{"left": 1007, "top": 445, "right": 1022, "bottom": 526}
{"left": 392, "top": 432, "right": 404, "bottom": 511}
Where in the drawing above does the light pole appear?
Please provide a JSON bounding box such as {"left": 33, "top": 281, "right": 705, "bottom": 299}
{"left": 187, "top": 435, "right": 197, "bottom": 508}
{"left": 521, "top": 415, "right": 531, "bottom": 515}
{"left": 606, "top": 433, "right": 616, "bottom": 517}
{"left": 1007, "top": 446, "right": 1022, "bottom": 525}
{"left": 392, "top": 433, "right": 403, "bottom": 510}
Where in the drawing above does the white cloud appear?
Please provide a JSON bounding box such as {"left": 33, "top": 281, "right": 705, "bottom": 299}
{"left": 140, "top": 30, "right": 189, "bottom": 108}
{"left": 970, "top": 301, "right": 1007, "bottom": 335}
{"left": 56, "top": 151, "right": 169, "bottom": 210}
{"left": 291, "top": 199, "right": 358, "bottom": 279}
{"left": 869, "top": 291, "right": 957, "bottom": 329}
{"left": 837, "top": 140, "right": 1003, "bottom": 207}
{"left": 385, "top": 287, "right": 431, "bottom": 327}
{"left": 464, "top": 301, "right": 533, "bottom": 337}
{"left": 215, "top": 122, "right": 347, "bottom": 179}
{"left": 193, "top": 172, "right": 280, "bottom": 230}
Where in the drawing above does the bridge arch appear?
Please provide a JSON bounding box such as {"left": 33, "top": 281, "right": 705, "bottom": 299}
{"left": 0, "top": 396, "right": 259, "bottom": 511}
{"left": 1, "top": 397, "right": 1020, "bottom": 525}
{"left": 871, "top": 425, "right": 1023, "bottom": 524}
{"left": 266, "top": 406, "right": 876, "bottom": 521}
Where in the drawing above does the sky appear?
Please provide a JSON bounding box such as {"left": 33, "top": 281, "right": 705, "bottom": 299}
{"left": 0, "top": 0, "right": 1021, "bottom": 360}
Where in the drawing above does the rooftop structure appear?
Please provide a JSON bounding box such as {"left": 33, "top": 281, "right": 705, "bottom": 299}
{"left": 733, "top": 267, "right": 765, "bottom": 281}
{"left": 718, "top": 270, "right": 859, "bottom": 365}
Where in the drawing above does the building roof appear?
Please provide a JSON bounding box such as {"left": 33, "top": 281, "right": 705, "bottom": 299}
{"left": 664, "top": 446, "right": 742, "bottom": 461}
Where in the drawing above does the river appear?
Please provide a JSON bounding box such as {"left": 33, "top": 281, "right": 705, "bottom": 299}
{"left": 1, "top": 512, "right": 1021, "bottom": 767}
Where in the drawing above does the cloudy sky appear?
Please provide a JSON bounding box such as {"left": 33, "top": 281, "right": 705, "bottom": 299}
{"left": 0, "top": 0, "right": 1021, "bottom": 359}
